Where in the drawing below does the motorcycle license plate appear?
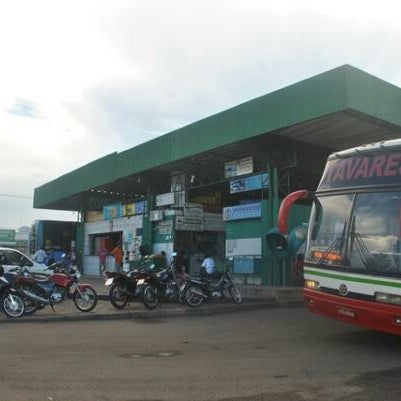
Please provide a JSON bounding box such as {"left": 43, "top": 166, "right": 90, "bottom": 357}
{"left": 105, "top": 278, "right": 114, "bottom": 286}
{"left": 137, "top": 279, "right": 145, "bottom": 284}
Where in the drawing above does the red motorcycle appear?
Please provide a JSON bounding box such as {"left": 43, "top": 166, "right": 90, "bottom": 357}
{"left": 7, "top": 263, "right": 98, "bottom": 315}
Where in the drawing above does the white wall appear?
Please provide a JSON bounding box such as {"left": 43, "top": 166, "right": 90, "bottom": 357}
{"left": 83, "top": 215, "right": 143, "bottom": 276}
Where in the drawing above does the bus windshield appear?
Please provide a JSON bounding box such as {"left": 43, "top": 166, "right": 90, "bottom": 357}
{"left": 306, "top": 191, "right": 401, "bottom": 275}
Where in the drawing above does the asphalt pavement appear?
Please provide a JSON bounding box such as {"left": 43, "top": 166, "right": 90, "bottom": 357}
{"left": 0, "top": 276, "right": 304, "bottom": 323}
{"left": 2, "top": 308, "right": 401, "bottom": 401}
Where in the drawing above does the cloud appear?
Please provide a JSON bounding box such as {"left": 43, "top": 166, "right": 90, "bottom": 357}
{"left": 7, "top": 98, "right": 39, "bottom": 118}
{"left": 1, "top": 0, "right": 401, "bottom": 228}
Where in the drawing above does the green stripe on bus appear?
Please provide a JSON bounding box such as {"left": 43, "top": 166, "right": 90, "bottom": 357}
{"left": 304, "top": 268, "right": 401, "bottom": 289}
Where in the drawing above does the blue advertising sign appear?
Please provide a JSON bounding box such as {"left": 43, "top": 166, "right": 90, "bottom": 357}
{"left": 230, "top": 173, "right": 268, "bottom": 194}
{"left": 223, "top": 202, "right": 262, "bottom": 221}
{"left": 103, "top": 203, "right": 123, "bottom": 220}
{"left": 135, "top": 200, "right": 146, "bottom": 214}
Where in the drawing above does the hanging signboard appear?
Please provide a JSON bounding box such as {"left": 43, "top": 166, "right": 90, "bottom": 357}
{"left": 230, "top": 173, "right": 268, "bottom": 194}
{"left": 124, "top": 200, "right": 146, "bottom": 216}
{"left": 224, "top": 156, "right": 253, "bottom": 178}
{"left": 103, "top": 203, "right": 123, "bottom": 220}
{"left": 184, "top": 203, "right": 203, "bottom": 218}
{"left": 223, "top": 202, "right": 262, "bottom": 221}
{"left": 157, "top": 221, "right": 173, "bottom": 235}
{"left": 204, "top": 213, "right": 225, "bottom": 231}
{"left": 156, "top": 192, "right": 175, "bottom": 207}
{"left": 175, "top": 216, "right": 204, "bottom": 231}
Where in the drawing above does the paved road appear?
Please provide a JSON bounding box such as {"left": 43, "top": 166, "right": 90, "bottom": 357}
{"left": 2, "top": 307, "right": 401, "bottom": 401}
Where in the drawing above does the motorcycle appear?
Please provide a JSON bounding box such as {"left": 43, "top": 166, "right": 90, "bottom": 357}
{"left": 183, "top": 269, "right": 242, "bottom": 307}
{"left": 5, "top": 261, "right": 98, "bottom": 315}
{"left": 105, "top": 255, "right": 160, "bottom": 309}
{"left": 141, "top": 265, "right": 187, "bottom": 310}
{"left": 0, "top": 265, "right": 25, "bottom": 318}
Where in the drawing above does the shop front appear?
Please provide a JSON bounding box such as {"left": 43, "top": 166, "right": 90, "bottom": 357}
{"left": 83, "top": 201, "right": 145, "bottom": 275}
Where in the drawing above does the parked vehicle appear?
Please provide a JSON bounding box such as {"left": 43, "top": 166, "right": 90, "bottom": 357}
{"left": 105, "top": 255, "right": 160, "bottom": 309}
{"left": 0, "top": 246, "right": 51, "bottom": 277}
{"left": 105, "top": 268, "right": 151, "bottom": 309}
{"left": 184, "top": 269, "right": 242, "bottom": 307}
{"left": 0, "top": 264, "right": 25, "bottom": 318}
{"left": 5, "top": 260, "right": 97, "bottom": 315}
{"left": 141, "top": 265, "right": 187, "bottom": 310}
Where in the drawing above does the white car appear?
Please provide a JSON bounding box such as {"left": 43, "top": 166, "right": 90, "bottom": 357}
{"left": 0, "top": 247, "right": 52, "bottom": 276}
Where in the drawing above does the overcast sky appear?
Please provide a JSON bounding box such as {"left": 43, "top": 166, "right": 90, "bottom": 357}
{"left": 1, "top": 0, "right": 401, "bottom": 229}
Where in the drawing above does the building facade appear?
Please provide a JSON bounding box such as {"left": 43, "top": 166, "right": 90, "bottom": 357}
{"left": 33, "top": 65, "right": 401, "bottom": 285}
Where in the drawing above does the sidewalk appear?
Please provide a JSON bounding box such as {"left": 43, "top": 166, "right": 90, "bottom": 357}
{"left": 0, "top": 277, "right": 304, "bottom": 324}
{"left": 83, "top": 276, "right": 304, "bottom": 303}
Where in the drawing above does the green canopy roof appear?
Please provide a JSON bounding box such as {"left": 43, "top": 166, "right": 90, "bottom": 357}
{"left": 34, "top": 65, "right": 401, "bottom": 211}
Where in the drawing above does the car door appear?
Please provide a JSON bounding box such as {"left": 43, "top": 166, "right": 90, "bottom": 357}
{"left": 2, "top": 249, "right": 34, "bottom": 273}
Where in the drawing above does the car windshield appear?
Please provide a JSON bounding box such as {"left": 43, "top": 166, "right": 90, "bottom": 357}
{"left": 306, "top": 191, "right": 401, "bottom": 275}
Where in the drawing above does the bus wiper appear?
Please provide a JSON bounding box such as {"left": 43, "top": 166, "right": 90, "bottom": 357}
{"left": 353, "top": 232, "right": 375, "bottom": 271}
{"left": 350, "top": 215, "right": 375, "bottom": 271}
{"left": 317, "top": 221, "right": 347, "bottom": 266}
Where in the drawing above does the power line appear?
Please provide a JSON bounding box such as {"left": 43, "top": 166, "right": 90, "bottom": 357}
{"left": 0, "top": 193, "right": 33, "bottom": 200}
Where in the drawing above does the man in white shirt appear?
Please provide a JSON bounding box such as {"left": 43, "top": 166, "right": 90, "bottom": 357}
{"left": 34, "top": 246, "right": 47, "bottom": 264}
{"left": 201, "top": 254, "right": 218, "bottom": 279}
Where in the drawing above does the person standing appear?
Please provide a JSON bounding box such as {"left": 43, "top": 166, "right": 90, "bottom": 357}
{"left": 111, "top": 242, "right": 124, "bottom": 273}
{"left": 34, "top": 246, "right": 47, "bottom": 264}
{"left": 98, "top": 247, "right": 108, "bottom": 276}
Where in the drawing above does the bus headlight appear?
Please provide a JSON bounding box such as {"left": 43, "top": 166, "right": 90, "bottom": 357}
{"left": 375, "top": 292, "right": 401, "bottom": 306}
{"left": 305, "top": 279, "right": 320, "bottom": 290}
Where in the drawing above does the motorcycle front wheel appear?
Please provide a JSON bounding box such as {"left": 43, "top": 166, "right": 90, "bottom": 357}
{"left": 1, "top": 292, "right": 25, "bottom": 318}
{"left": 73, "top": 286, "right": 98, "bottom": 312}
{"left": 142, "top": 285, "right": 159, "bottom": 310}
{"left": 184, "top": 285, "right": 204, "bottom": 307}
{"left": 229, "top": 285, "right": 242, "bottom": 304}
{"left": 109, "top": 284, "right": 129, "bottom": 309}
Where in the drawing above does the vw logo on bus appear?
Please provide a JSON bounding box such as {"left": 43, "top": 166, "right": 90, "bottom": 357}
{"left": 339, "top": 284, "right": 348, "bottom": 296}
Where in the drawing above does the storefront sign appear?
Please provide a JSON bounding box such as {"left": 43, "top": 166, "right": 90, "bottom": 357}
{"left": 184, "top": 203, "right": 203, "bottom": 218}
{"left": 103, "top": 203, "right": 123, "bottom": 220}
{"left": 123, "top": 201, "right": 146, "bottom": 216}
{"left": 156, "top": 192, "right": 175, "bottom": 207}
{"left": 223, "top": 202, "right": 262, "bottom": 221}
{"left": 175, "top": 216, "right": 204, "bottom": 231}
{"left": 230, "top": 173, "right": 268, "bottom": 194}
{"left": 135, "top": 201, "right": 146, "bottom": 214}
{"left": 204, "top": 213, "right": 225, "bottom": 231}
{"left": 224, "top": 156, "right": 253, "bottom": 178}
{"left": 157, "top": 221, "right": 173, "bottom": 235}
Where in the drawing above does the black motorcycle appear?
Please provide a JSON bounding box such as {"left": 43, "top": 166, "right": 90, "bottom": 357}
{"left": 105, "top": 269, "right": 142, "bottom": 309}
{"left": 0, "top": 265, "right": 25, "bottom": 318}
{"left": 141, "top": 265, "right": 187, "bottom": 310}
{"left": 183, "top": 269, "right": 242, "bottom": 307}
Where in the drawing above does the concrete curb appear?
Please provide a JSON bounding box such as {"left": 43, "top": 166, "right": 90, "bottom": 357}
{"left": 0, "top": 301, "right": 283, "bottom": 324}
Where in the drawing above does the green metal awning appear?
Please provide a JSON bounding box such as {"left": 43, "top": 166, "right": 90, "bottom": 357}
{"left": 34, "top": 65, "right": 401, "bottom": 211}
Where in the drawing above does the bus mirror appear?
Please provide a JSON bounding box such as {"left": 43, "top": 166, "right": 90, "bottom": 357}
{"left": 266, "top": 231, "right": 289, "bottom": 259}
{"left": 310, "top": 197, "right": 322, "bottom": 241}
{"left": 278, "top": 190, "right": 310, "bottom": 234}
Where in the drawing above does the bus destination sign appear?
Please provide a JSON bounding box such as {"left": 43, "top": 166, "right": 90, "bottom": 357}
{"left": 319, "top": 152, "right": 401, "bottom": 190}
